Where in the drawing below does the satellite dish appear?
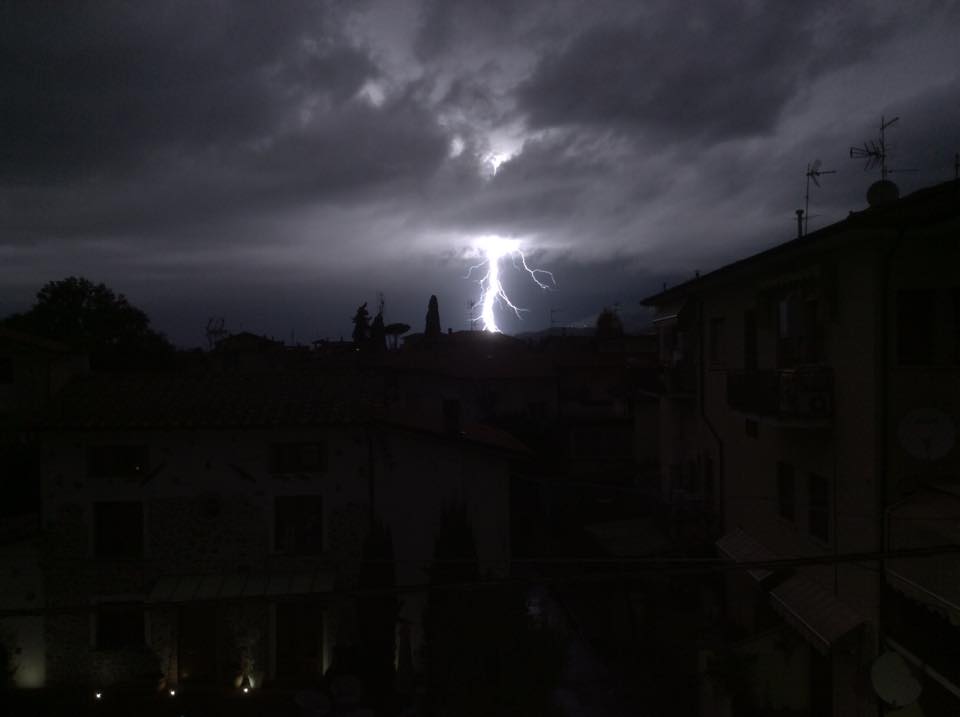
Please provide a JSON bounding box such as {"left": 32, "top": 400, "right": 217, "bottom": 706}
{"left": 871, "top": 651, "right": 922, "bottom": 707}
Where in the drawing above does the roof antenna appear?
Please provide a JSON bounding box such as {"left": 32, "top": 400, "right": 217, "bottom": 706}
{"left": 804, "top": 160, "right": 835, "bottom": 236}
{"left": 850, "top": 115, "right": 915, "bottom": 206}
{"left": 850, "top": 115, "right": 899, "bottom": 180}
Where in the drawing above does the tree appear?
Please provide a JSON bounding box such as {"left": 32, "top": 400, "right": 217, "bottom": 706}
{"left": 356, "top": 519, "right": 399, "bottom": 705}
{"left": 422, "top": 504, "right": 564, "bottom": 717}
{"left": 424, "top": 295, "right": 441, "bottom": 339}
{"left": 596, "top": 306, "right": 624, "bottom": 338}
{"left": 351, "top": 302, "right": 371, "bottom": 348}
{"left": 2, "top": 276, "right": 174, "bottom": 370}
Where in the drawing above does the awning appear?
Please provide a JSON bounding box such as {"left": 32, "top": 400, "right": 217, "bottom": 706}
{"left": 147, "top": 570, "right": 335, "bottom": 604}
{"left": 716, "top": 528, "right": 778, "bottom": 582}
{"left": 769, "top": 575, "right": 863, "bottom": 655}
{"left": 887, "top": 488, "right": 960, "bottom": 620}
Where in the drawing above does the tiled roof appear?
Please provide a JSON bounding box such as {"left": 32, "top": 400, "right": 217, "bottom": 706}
{"left": 37, "top": 371, "right": 367, "bottom": 429}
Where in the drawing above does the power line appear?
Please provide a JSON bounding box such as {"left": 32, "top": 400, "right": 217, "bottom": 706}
{"left": 6, "top": 543, "right": 958, "bottom": 618}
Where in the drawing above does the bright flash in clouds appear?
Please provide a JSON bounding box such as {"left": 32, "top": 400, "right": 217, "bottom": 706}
{"left": 466, "top": 235, "right": 556, "bottom": 333}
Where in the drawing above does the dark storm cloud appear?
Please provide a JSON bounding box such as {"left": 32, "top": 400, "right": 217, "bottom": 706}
{"left": 0, "top": 1, "right": 376, "bottom": 182}
{"left": 518, "top": 2, "right": 898, "bottom": 141}
{"left": 2, "top": 0, "right": 959, "bottom": 344}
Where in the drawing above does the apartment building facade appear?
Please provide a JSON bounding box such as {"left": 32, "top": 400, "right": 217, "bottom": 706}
{"left": 28, "top": 370, "right": 516, "bottom": 693}
{"left": 643, "top": 181, "right": 960, "bottom": 716}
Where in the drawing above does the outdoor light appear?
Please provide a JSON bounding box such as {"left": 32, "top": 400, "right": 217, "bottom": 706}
{"left": 169, "top": 688, "right": 176, "bottom": 697}
{"left": 94, "top": 691, "right": 102, "bottom": 700}
{"left": 240, "top": 674, "right": 251, "bottom": 694}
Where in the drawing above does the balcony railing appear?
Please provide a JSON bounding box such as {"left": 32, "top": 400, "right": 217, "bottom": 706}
{"left": 726, "top": 366, "right": 833, "bottom": 421}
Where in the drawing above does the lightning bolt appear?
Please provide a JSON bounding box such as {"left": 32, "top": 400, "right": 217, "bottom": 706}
{"left": 465, "top": 236, "right": 556, "bottom": 333}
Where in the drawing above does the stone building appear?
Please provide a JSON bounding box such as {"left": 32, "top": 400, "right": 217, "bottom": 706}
{"left": 30, "top": 370, "right": 518, "bottom": 692}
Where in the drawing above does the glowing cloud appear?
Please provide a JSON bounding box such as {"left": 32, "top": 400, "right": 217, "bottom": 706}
{"left": 465, "top": 235, "right": 555, "bottom": 333}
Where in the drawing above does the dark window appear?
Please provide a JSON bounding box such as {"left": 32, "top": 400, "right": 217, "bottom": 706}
{"left": 442, "top": 398, "right": 461, "bottom": 434}
{"left": 275, "top": 496, "right": 323, "bottom": 555}
{"left": 743, "top": 310, "right": 758, "bottom": 371}
{"left": 93, "top": 501, "right": 143, "bottom": 559}
{"left": 709, "top": 317, "right": 725, "bottom": 365}
{"left": 271, "top": 443, "right": 326, "bottom": 473}
{"left": 96, "top": 604, "right": 145, "bottom": 650}
{"left": 87, "top": 445, "right": 149, "bottom": 479}
{"left": 808, "top": 472, "right": 830, "bottom": 542}
{"left": 704, "top": 457, "right": 715, "bottom": 497}
{"left": 669, "top": 463, "right": 682, "bottom": 490}
{"left": 745, "top": 419, "right": 759, "bottom": 438}
{"left": 897, "top": 289, "right": 937, "bottom": 365}
{"left": 953, "top": 288, "right": 960, "bottom": 364}
{"left": 276, "top": 602, "right": 323, "bottom": 680}
{"left": 777, "top": 462, "right": 795, "bottom": 521}
{"left": 0, "top": 357, "right": 13, "bottom": 384}
{"left": 800, "top": 299, "right": 822, "bottom": 363}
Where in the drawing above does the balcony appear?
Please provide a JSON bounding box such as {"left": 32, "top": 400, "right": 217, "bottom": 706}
{"left": 726, "top": 365, "right": 833, "bottom": 423}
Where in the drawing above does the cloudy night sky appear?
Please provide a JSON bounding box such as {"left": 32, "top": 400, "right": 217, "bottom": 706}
{"left": 2, "top": 1, "right": 959, "bottom": 346}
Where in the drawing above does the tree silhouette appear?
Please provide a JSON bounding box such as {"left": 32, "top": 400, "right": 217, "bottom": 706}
{"left": 351, "top": 303, "right": 371, "bottom": 348}
{"left": 424, "top": 295, "right": 441, "bottom": 339}
{"left": 596, "top": 306, "right": 624, "bottom": 338}
{"left": 2, "top": 276, "right": 173, "bottom": 370}
{"left": 356, "top": 519, "right": 399, "bottom": 705}
{"left": 422, "top": 503, "right": 564, "bottom": 717}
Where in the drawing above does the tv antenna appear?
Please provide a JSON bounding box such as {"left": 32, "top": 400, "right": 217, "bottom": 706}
{"left": 849, "top": 115, "right": 914, "bottom": 180}
{"left": 804, "top": 160, "right": 835, "bottom": 236}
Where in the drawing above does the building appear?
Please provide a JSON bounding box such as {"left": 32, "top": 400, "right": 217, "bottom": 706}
{"left": 26, "top": 369, "right": 520, "bottom": 693}
{"left": 642, "top": 180, "right": 960, "bottom": 715}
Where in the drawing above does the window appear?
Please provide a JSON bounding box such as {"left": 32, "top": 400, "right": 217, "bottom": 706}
{"left": 800, "top": 299, "right": 822, "bottom": 363}
{"left": 897, "top": 289, "right": 937, "bottom": 365}
{"left": 0, "top": 357, "right": 13, "bottom": 384}
{"left": 952, "top": 288, "right": 960, "bottom": 364}
{"left": 274, "top": 496, "right": 323, "bottom": 555}
{"left": 808, "top": 472, "right": 830, "bottom": 542}
{"left": 275, "top": 603, "right": 323, "bottom": 679}
{"left": 743, "top": 309, "right": 758, "bottom": 371}
{"left": 96, "top": 604, "right": 145, "bottom": 650}
{"left": 442, "top": 398, "right": 461, "bottom": 434}
{"left": 271, "top": 443, "right": 326, "bottom": 473}
{"left": 93, "top": 501, "right": 143, "bottom": 559}
{"left": 777, "top": 462, "right": 795, "bottom": 522}
{"left": 709, "top": 317, "right": 725, "bottom": 365}
{"left": 745, "top": 419, "right": 758, "bottom": 438}
{"left": 704, "top": 457, "right": 715, "bottom": 497}
{"left": 87, "top": 445, "right": 148, "bottom": 479}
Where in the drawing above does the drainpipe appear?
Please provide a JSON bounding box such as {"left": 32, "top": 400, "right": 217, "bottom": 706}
{"left": 697, "top": 291, "right": 725, "bottom": 537}
{"left": 876, "top": 226, "right": 907, "bottom": 716}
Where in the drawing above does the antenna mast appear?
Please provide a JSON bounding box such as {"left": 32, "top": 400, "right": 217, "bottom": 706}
{"left": 804, "top": 160, "right": 835, "bottom": 236}
{"left": 850, "top": 115, "right": 910, "bottom": 180}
